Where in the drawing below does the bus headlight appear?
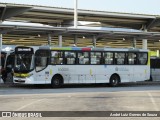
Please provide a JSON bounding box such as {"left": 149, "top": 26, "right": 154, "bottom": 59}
{"left": 14, "top": 73, "right": 33, "bottom": 78}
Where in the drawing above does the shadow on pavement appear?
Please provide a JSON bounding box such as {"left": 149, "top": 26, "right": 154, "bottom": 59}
{"left": 1, "top": 81, "right": 160, "bottom": 89}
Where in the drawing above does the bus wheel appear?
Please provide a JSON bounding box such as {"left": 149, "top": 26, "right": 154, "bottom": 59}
{"left": 109, "top": 75, "right": 120, "bottom": 87}
{"left": 51, "top": 76, "right": 63, "bottom": 88}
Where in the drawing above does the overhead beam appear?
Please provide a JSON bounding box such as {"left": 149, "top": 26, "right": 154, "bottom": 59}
{"left": 0, "top": 6, "right": 6, "bottom": 20}
{"left": 1, "top": 6, "right": 32, "bottom": 21}
{"left": 0, "top": 28, "right": 16, "bottom": 34}
{"left": 146, "top": 18, "right": 160, "bottom": 30}
{"left": 11, "top": 17, "right": 63, "bottom": 23}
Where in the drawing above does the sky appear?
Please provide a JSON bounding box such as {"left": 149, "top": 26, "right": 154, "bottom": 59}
{"left": 0, "top": 0, "right": 160, "bottom": 15}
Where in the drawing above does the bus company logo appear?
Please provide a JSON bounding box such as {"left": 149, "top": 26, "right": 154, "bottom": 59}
{"left": 58, "top": 68, "right": 69, "bottom": 71}
{"left": 2, "top": 112, "right": 11, "bottom": 117}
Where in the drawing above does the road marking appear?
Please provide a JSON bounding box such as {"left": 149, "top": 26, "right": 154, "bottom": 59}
{"left": 148, "top": 92, "right": 159, "bottom": 111}
{"left": 15, "top": 98, "right": 46, "bottom": 111}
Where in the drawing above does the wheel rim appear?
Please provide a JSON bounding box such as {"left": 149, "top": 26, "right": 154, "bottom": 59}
{"left": 54, "top": 78, "right": 60, "bottom": 85}
{"left": 113, "top": 79, "right": 116, "bottom": 84}
{"left": 112, "top": 79, "right": 117, "bottom": 85}
{"left": 111, "top": 76, "right": 119, "bottom": 86}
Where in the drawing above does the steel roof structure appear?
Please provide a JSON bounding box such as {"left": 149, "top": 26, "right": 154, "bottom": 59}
{"left": 1, "top": 3, "right": 160, "bottom": 49}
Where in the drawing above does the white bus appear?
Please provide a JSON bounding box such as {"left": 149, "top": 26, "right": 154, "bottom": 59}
{"left": 150, "top": 57, "right": 160, "bottom": 81}
{"left": 13, "top": 46, "right": 150, "bottom": 87}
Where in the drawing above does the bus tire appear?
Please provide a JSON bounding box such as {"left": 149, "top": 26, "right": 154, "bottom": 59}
{"left": 51, "top": 75, "right": 63, "bottom": 88}
{"left": 109, "top": 74, "right": 120, "bottom": 87}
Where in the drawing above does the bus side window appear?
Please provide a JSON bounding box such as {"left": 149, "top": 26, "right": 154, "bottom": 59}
{"left": 78, "top": 52, "right": 89, "bottom": 65}
{"left": 65, "top": 52, "right": 76, "bottom": 65}
{"left": 103, "top": 52, "right": 113, "bottom": 64}
{"left": 128, "top": 53, "right": 137, "bottom": 65}
{"left": 79, "top": 56, "right": 84, "bottom": 64}
{"left": 138, "top": 53, "right": 147, "bottom": 65}
{"left": 51, "top": 51, "right": 63, "bottom": 64}
{"left": 91, "top": 52, "right": 101, "bottom": 64}
{"left": 115, "top": 52, "right": 125, "bottom": 65}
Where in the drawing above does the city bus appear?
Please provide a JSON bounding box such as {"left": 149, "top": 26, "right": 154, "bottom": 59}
{"left": 13, "top": 46, "right": 150, "bottom": 87}
{"left": 150, "top": 57, "right": 160, "bottom": 81}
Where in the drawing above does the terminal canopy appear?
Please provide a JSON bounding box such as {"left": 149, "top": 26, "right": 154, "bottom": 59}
{"left": 1, "top": 3, "right": 160, "bottom": 49}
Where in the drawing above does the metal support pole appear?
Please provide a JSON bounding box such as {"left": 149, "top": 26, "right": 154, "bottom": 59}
{"left": 74, "top": 0, "right": 78, "bottom": 28}
{"left": 142, "top": 39, "right": 147, "bottom": 49}
{"left": 74, "top": 35, "right": 77, "bottom": 46}
{"left": 157, "top": 50, "right": 159, "bottom": 57}
{"left": 142, "top": 29, "right": 148, "bottom": 49}
{"left": 132, "top": 37, "right": 136, "bottom": 48}
{"left": 47, "top": 34, "right": 51, "bottom": 46}
{"left": 93, "top": 36, "right": 96, "bottom": 47}
{"left": 58, "top": 35, "right": 62, "bottom": 47}
{"left": 0, "top": 34, "right": 2, "bottom": 83}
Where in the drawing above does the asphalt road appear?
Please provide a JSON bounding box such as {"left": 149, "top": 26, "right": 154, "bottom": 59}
{"left": 0, "top": 82, "right": 160, "bottom": 120}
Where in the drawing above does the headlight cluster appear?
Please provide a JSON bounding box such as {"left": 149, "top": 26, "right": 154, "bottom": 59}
{"left": 14, "top": 73, "right": 33, "bottom": 78}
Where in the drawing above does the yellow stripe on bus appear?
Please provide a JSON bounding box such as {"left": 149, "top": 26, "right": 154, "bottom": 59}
{"left": 147, "top": 51, "right": 151, "bottom": 66}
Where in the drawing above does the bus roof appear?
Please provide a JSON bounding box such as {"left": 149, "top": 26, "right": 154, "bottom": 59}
{"left": 39, "top": 46, "right": 148, "bottom": 52}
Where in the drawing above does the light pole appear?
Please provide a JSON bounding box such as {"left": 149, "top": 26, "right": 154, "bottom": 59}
{"left": 74, "top": 0, "right": 78, "bottom": 28}
{"left": 0, "top": 34, "right": 2, "bottom": 83}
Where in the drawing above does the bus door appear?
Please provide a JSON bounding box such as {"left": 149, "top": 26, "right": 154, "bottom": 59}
{"left": 35, "top": 50, "right": 50, "bottom": 84}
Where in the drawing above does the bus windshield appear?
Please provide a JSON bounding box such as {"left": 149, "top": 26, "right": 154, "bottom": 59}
{"left": 14, "top": 54, "right": 34, "bottom": 73}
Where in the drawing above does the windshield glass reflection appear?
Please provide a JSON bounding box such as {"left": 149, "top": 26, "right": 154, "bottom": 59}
{"left": 14, "top": 54, "right": 34, "bottom": 73}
